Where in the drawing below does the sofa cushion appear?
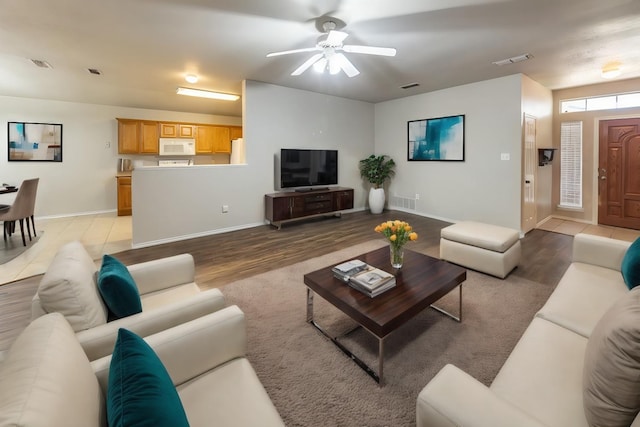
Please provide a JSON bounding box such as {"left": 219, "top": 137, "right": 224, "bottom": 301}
{"left": 108, "top": 328, "right": 190, "bottom": 427}
{"left": 621, "top": 237, "right": 640, "bottom": 289}
{"left": 536, "top": 262, "right": 629, "bottom": 338}
{"left": 38, "top": 240, "right": 108, "bottom": 331}
{"left": 583, "top": 286, "right": 640, "bottom": 427}
{"left": 0, "top": 313, "right": 105, "bottom": 427}
{"left": 98, "top": 255, "right": 142, "bottom": 319}
{"left": 490, "top": 317, "right": 589, "bottom": 427}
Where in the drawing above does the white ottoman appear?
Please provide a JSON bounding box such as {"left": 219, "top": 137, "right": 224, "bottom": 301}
{"left": 440, "top": 221, "right": 521, "bottom": 278}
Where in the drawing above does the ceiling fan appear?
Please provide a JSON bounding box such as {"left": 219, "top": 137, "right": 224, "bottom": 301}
{"left": 266, "top": 20, "right": 396, "bottom": 78}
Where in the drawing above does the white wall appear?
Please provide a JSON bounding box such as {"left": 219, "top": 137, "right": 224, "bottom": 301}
{"left": 375, "top": 75, "right": 523, "bottom": 229}
{"left": 244, "top": 80, "right": 375, "bottom": 209}
{"left": 0, "top": 95, "right": 240, "bottom": 217}
{"left": 130, "top": 81, "right": 375, "bottom": 246}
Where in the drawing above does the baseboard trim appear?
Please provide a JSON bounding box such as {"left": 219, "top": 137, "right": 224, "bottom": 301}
{"left": 36, "top": 209, "right": 117, "bottom": 221}
{"left": 131, "top": 222, "right": 265, "bottom": 249}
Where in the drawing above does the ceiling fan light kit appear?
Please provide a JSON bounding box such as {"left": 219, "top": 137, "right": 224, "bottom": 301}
{"left": 267, "top": 19, "right": 396, "bottom": 78}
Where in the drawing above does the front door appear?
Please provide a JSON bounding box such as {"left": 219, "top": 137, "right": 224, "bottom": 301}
{"left": 598, "top": 118, "right": 640, "bottom": 230}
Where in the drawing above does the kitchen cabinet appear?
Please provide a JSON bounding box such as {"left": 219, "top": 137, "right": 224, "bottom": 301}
{"left": 116, "top": 175, "right": 132, "bottom": 216}
{"left": 212, "top": 126, "right": 231, "bottom": 153}
{"left": 117, "top": 119, "right": 159, "bottom": 154}
{"left": 160, "top": 123, "right": 196, "bottom": 138}
{"left": 229, "top": 126, "right": 243, "bottom": 140}
{"left": 195, "top": 126, "right": 214, "bottom": 153}
{"left": 196, "top": 125, "right": 231, "bottom": 153}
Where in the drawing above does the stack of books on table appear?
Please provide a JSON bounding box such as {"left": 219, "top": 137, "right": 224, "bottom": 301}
{"left": 332, "top": 259, "right": 396, "bottom": 298}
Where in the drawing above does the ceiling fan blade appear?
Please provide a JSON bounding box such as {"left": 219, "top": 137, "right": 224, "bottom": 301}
{"left": 291, "top": 53, "right": 324, "bottom": 76}
{"left": 266, "top": 47, "right": 320, "bottom": 57}
{"left": 343, "top": 45, "right": 396, "bottom": 57}
{"left": 325, "top": 30, "right": 349, "bottom": 45}
{"left": 333, "top": 53, "right": 360, "bottom": 78}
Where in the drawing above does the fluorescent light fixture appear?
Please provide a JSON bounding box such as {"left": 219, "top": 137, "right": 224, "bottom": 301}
{"left": 176, "top": 87, "right": 239, "bottom": 101}
{"left": 185, "top": 74, "right": 198, "bottom": 84}
{"left": 601, "top": 62, "right": 622, "bottom": 79}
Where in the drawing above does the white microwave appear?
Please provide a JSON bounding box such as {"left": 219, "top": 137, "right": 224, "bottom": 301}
{"left": 159, "top": 138, "right": 196, "bottom": 156}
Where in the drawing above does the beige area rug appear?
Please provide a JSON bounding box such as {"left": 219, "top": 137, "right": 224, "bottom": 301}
{"left": 221, "top": 240, "right": 557, "bottom": 427}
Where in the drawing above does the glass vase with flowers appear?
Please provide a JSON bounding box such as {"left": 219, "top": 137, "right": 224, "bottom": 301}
{"left": 374, "top": 220, "right": 418, "bottom": 269}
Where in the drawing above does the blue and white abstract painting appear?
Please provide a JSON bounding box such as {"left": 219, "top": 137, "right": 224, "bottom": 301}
{"left": 408, "top": 115, "right": 465, "bottom": 161}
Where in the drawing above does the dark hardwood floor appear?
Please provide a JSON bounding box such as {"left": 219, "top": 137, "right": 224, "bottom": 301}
{"left": 0, "top": 210, "right": 573, "bottom": 351}
{"left": 112, "top": 211, "right": 572, "bottom": 290}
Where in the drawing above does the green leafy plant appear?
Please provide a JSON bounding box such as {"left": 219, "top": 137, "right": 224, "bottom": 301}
{"left": 359, "top": 154, "right": 396, "bottom": 188}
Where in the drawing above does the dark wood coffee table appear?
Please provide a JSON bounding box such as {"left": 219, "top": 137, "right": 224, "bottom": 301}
{"left": 304, "top": 246, "right": 466, "bottom": 385}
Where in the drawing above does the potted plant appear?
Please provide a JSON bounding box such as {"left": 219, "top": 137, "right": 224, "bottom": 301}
{"left": 359, "top": 154, "right": 396, "bottom": 214}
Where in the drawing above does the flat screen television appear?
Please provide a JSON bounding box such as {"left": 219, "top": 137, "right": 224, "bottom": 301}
{"left": 279, "top": 148, "right": 338, "bottom": 190}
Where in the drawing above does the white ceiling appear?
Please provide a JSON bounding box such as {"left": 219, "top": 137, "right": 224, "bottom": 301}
{"left": 2, "top": 0, "right": 640, "bottom": 117}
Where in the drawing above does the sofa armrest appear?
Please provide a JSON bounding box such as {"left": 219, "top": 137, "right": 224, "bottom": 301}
{"left": 417, "top": 364, "right": 548, "bottom": 427}
{"left": 572, "top": 233, "right": 631, "bottom": 272}
{"left": 128, "top": 254, "right": 196, "bottom": 295}
{"left": 77, "top": 288, "right": 225, "bottom": 360}
{"left": 92, "top": 305, "right": 247, "bottom": 395}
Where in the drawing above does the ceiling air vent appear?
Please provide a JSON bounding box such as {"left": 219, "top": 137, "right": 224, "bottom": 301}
{"left": 400, "top": 82, "right": 420, "bottom": 89}
{"left": 492, "top": 53, "right": 533, "bottom": 66}
{"left": 30, "top": 59, "right": 53, "bottom": 69}
{"left": 88, "top": 68, "right": 102, "bottom": 75}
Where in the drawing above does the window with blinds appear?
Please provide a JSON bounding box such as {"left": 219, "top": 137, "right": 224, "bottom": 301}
{"left": 560, "top": 121, "right": 582, "bottom": 208}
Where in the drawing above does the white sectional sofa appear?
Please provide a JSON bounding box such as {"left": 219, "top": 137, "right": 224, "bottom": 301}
{"left": 0, "top": 308, "right": 285, "bottom": 426}
{"left": 30, "top": 241, "right": 227, "bottom": 360}
{"left": 417, "top": 233, "right": 637, "bottom": 427}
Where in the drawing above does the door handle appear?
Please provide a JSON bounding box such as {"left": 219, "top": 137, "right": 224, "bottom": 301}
{"left": 525, "top": 180, "right": 531, "bottom": 184}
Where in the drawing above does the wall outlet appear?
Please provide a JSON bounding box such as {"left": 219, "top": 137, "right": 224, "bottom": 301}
{"left": 415, "top": 193, "right": 420, "bottom": 200}
{"left": 222, "top": 205, "right": 229, "bottom": 213}
{"left": 500, "top": 153, "right": 510, "bottom": 161}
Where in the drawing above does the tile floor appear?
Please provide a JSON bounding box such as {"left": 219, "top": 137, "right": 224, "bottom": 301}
{"left": 0, "top": 212, "right": 131, "bottom": 285}
{"left": 1, "top": 213, "right": 638, "bottom": 287}
{"left": 537, "top": 218, "right": 640, "bottom": 242}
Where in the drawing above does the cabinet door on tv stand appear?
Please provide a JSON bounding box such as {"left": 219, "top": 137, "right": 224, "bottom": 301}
{"left": 269, "top": 197, "right": 291, "bottom": 222}
{"left": 333, "top": 189, "right": 354, "bottom": 211}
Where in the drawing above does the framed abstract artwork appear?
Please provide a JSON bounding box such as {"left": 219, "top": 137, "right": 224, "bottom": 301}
{"left": 407, "top": 115, "right": 465, "bottom": 161}
{"left": 8, "top": 121, "right": 63, "bottom": 162}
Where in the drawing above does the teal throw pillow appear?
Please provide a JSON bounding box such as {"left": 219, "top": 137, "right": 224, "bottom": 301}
{"left": 107, "top": 329, "right": 190, "bottom": 427}
{"left": 621, "top": 237, "right": 640, "bottom": 290}
{"left": 98, "top": 254, "right": 142, "bottom": 319}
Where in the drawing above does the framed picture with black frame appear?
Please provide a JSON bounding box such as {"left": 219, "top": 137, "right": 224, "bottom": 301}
{"left": 407, "top": 114, "right": 465, "bottom": 161}
{"left": 8, "top": 121, "right": 63, "bottom": 162}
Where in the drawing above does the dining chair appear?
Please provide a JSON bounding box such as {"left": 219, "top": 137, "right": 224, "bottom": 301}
{"left": 0, "top": 178, "right": 39, "bottom": 246}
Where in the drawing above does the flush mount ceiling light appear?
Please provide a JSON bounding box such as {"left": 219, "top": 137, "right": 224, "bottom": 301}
{"left": 176, "top": 87, "right": 239, "bottom": 101}
{"left": 601, "top": 62, "right": 622, "bottom": 79}
{"left": 185, "top": 74, "right": 198, "bottom": 84}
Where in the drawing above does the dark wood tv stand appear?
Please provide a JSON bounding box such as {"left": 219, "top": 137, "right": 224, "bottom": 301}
{"left": 265, "top": 187, "right": 354, "bottom": 229}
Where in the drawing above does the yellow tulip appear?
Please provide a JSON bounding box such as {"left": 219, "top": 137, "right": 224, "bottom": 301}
{"left": 390, "top": 234, "right": 397, "bottom": 241}
{"left": 409, "top": 232, "right": 418, "bottom": 241}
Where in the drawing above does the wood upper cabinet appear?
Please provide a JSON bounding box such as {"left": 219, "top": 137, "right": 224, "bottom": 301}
{"left": 160, "top": 123, "right": 196, "bottom": 138}
{"left": 117, "top": 119, "right": 159, "bottom": 154}
{"left": 229, "top": 126, "right": 243, "bottom": 140}
{"left": 212, "top": 126, "right": 231, "bottom": 153}
{"left": 195, "top": 126, "right": 214, "bottom": 153}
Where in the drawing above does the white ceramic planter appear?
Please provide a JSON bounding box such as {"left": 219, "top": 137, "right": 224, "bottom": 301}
{"left": 368, "top": 187, "right": 386, "bottom": 214}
